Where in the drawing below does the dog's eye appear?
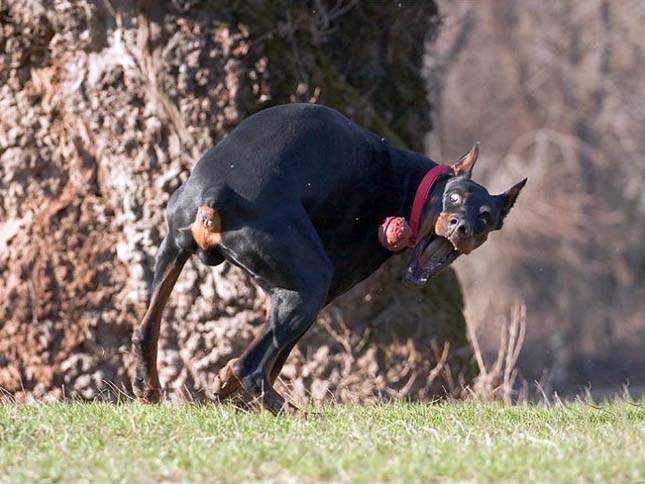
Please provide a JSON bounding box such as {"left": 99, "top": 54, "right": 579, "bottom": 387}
{"left": 449, "top": 193, "right": 462, "bottom": 204}
{"left": 479, "top": 211, "right": 492, "bottom": 225}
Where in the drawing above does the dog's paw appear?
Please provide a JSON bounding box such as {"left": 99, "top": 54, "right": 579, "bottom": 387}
{"left": 208, "top": 358, "right": 243, "bottom": 401}
{"left": 133, "top": 377, "right": 162, "bottom": 404}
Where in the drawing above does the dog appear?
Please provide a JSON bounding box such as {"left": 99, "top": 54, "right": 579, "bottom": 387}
{"left": 132, "top": 103, "right": 526, "bottom": 414}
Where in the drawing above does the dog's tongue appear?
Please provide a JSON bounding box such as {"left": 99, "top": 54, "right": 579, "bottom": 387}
{"left": 428, "top": 237, "right": 454, "bottom": 260}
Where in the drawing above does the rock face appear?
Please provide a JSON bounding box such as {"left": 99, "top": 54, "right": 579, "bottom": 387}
{"left": 0, "top": 0, "right": 472, "bottom": 403}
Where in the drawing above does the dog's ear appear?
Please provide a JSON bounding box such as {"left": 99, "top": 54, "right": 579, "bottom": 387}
{"left": 451, "top": 142, "right": 479, "bottom": 178}
{"left": 496, "top": 178, "right": 527, "bottom": 227}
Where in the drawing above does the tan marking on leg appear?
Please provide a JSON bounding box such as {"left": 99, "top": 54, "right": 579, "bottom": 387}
{"left": 133, "top": 254, "right": 188, "bottom": 403}
{"left": 191, "top": 205, "right": 222, "bottom": 250}
{"left": 209, "top": 358, "right": 243, "bottom": 401}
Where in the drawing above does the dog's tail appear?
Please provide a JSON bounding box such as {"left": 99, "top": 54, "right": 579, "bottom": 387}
{"left": 190, "top": 204, "right": 222, "bottom": 250}
{"left": 177, "top": 187, "right": 225, "bottom": 251}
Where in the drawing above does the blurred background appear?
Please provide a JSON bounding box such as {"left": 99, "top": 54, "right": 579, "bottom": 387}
{"left": 0, "top": 0, "right": 643, "bottom": 402}
{"left": 428, "top": 0, "right": 645, "bottom": 395}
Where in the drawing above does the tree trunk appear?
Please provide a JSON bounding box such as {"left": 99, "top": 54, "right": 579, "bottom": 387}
{"left": 0, "top": 0, "right": 471, "bottom": 403}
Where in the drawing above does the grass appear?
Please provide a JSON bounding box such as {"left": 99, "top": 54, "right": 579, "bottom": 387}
{"left": 0, "top": 400, "right": 643, "bottom": 483}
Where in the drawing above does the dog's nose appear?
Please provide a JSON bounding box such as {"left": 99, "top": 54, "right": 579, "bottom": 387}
{"left": 449, "top": 216, "right": 472, "bottom": 237}
{"left": 459, "top": 223, "right": 473, "bottom": 237}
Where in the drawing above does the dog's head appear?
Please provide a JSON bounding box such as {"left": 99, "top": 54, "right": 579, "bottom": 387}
{"left": 405, "top": 144, "right": 527, "bottom": 286}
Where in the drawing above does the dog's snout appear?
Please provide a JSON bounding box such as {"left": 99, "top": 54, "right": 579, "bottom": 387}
{"left": 460, "top": 222, "right": 473, "bottom": 237}
{"left": 448, "top": 215, "right": 472, "bottom": 237}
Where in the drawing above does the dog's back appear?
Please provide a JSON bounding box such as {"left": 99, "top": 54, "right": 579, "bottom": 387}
{"left": 187, "top": 104, "right": 388, "bottom": 212}
{"left": 170, "top": 104, "right": 440, "bottom": 290}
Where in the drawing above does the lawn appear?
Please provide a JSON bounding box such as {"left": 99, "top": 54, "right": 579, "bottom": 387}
{"left": 0, "top": 400, "right": 643, "bottom": 483}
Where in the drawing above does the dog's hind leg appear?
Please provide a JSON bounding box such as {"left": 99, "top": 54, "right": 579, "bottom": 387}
{"left": 210, "top": 325, "right": 298, "bottom": 405}
{"left": 132, "top": 235, "right": 190, "bottom": 403}
{"left": 208, "top": 357, "right": 243, "bottom": 402}
{"left": 269, "top": 341, "right": 297, "bottom": 384}
{"left": 224, "top": 218, "right": 332, "bottom": 415}
{"left": 235, "top": 283, "right": 329, "bottom": 415}
{"left": 209, "top": 338, "right": 295, "bottom": 405}
{"left": 210, "top": 298, "right": 285, "bottom": 402}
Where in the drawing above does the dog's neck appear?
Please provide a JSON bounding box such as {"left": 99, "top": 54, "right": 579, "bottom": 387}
{"left": 389, "top": 147, "right": 449, "bottom": 225}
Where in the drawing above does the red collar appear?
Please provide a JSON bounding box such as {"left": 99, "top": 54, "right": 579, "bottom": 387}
{"left": 407, "top": 164, "right": 452, "bottom": 247}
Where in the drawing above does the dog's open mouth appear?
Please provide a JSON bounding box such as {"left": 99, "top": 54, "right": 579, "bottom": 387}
{"left": 405, "top": 235, "right": 461, "bottom": 286}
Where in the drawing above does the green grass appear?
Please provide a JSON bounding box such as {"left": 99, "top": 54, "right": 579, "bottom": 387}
{"left": 0, "top": 400, "right": 643, "bottom": 483}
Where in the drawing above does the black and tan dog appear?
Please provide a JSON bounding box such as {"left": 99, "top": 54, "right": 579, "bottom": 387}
{"left": 132, "top": 103, "right": 526, "bottom": 414}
